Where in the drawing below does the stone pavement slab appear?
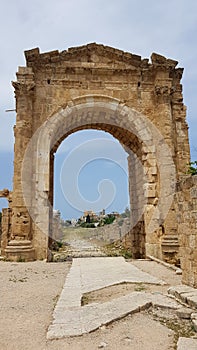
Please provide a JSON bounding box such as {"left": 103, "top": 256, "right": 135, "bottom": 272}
{"left": 168, "top": 285, "right": 197, "bottom": 309}
{"left": 47, "top": 257, "right": 182, "bottom": 339}
{"left": 77, "top": 256, "right": 165, "bottom": 293}
{"left": 47, "top": 291, "right": 181, "bottom": 338}
{"left": 177, "top": 337, "right": 197, "bottom": 350}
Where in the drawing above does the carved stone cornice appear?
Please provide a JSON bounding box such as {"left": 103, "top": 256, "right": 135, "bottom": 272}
{"left": 155, "top": 85, "right": 170, "bottom": 96}
{"left": 12, "top": 81, "right": 35, "bottom": 97}
{"left": 0, "top": 188, "right": 9, "bottom": 198}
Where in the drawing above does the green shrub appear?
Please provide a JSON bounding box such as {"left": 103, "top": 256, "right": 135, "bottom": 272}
{"left": 56, "top": 241, "right": 63, "bottom": 248}
{"left": 187, "top": 161, "right": 197, "bottom": 175}
{"left": 80, "top": 222, "right": 95, "bottom": 228}
{"left": 104, "top": 215, "right": 115, "bottom": 225}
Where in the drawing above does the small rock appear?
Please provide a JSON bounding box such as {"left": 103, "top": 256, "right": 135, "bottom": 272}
{"left": 192, "top": 319, "right": 197, "bottom": 332}
{"left": 98, "top": 341, "right": 108, "bottom": 348}
{"left": 176, "top": 307, "right": 193, "bottom": 319}
{"left": 123, "top": 336, "right": 132, "bottom": 344}
{"left": 191, "top": 313, "right": 197, "bottom": 320}
{"left": 176, "top": 268, "right": 182, "bottom": 275}
{"left": 191, "top": 313, "right": 197, "bottom": 332}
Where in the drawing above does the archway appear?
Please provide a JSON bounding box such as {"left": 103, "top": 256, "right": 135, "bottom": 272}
{"left": 19, "top": 95, "right": 175, "bottom": 260}
{"left": 4, "top": 44, "right": 189, "bottom": 262}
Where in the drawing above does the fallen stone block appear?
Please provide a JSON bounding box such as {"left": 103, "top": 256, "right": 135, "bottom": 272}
{"left": 191, "top": 313, "right": 197, "bottom": 332}
{"left": 177, "top": 337, "right": 197, "bottom": 350}
{"left": 168, "top": 285, "right": 195, "bottom": 299}
{"left": 152, "top": 293, "right": 181, "bottom": 310}
{"left": 168, "top": 285, "right": 197, "bottom": 307}
{"left": 192, "top": 319, "right": 197, "bottom": 332}
{"left": 176, "top": 307, "right": 193, "bottom": 319}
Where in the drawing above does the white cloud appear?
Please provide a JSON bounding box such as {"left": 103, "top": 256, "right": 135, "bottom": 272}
{"left": 0, "top": 0, "right": 196, "bottom": 155}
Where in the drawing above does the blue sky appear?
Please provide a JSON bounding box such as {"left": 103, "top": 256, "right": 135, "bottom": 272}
{"left": 0, "top": 0, "right": 197, "bottom": 218}
{"left": 54, "top": 131, "right": 130, "bottom": 219}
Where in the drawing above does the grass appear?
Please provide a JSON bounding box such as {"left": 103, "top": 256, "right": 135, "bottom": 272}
{"left": 103, "top": 243, "right": 132, "bottom": 259}
{"left": 134, "top": 283, "right": 146, "bottom": 292}
{"left": 150, "top": 308, "right": 196, "bottom": 350}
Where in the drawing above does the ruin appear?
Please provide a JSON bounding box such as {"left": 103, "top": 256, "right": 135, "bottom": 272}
{"left": 0, "top": 43, "right": 196, "bottom": 286}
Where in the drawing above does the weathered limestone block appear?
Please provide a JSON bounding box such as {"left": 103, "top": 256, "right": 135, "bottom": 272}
{"left": 1, "top": 208, "right": 12, "bottom": 254}
{"left": 0, "top": 189, "right": 9, "bottom": 198}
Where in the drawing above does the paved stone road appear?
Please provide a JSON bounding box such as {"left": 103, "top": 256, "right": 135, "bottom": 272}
{"left": 64, "top": 237, "right": 106, "bottom": 257}
{"left": 53, "top": 235, "right": 106, "bottom": 260}
{"left": 47, "top": 257, "right": 197, "bottom": 348}
{"left": 47, "top": 257, "right": 180, "bottom": 339}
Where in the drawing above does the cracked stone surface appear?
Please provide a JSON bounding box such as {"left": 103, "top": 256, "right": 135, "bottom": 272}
{"left": 168, "top": 285, "right": 197, "bottom": 308}
{"left": 47, "top": 257, "right": 182, "bottom": 339}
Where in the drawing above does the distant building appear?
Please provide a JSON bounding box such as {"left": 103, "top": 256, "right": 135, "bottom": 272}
{"left": 83, "top": 210, "right": 98, "bottom": 222}
{"left": 111, "top": 211, "right": 120, "bottom": 218}
{"left": 71, "top": 218, "right": 77, "bottom": 227}
{"left": 99, "top": 209, "right": 106, "bottom": 216}
{"left": 52, "top": 209, "right": 63, "bottom": 241}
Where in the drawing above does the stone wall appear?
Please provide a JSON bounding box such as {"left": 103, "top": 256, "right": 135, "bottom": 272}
{"left": 175, "top": 175, "right": 197, "bottom": 287}
{"left": 0, "top": 190, "right": 12, "bottom": 255}
{"left": 0, "top": 213, "right": 1, "bottom": 246}
{"left": 1, "top": 208, "right": 12, "bottom": 254}
{"left": 52, "top": 211, "right": 64, "bottom": 242}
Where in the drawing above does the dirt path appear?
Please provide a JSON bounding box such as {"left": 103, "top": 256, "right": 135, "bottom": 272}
{"left": 54, "top": 229, "right": 106, "bottom": 259}
{"left": 0, "top": 259, "right": 194, "bottom": 350}
{"left": 0, "top": 261, "right": 71, "bottom": 350}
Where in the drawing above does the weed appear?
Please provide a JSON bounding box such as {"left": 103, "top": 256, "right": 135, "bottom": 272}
{"left": 17, "top": 256, "right": 25, "bottom": 262}
{"left": 134, "top": 283, "right": 146, "bottom": 292}
{"left": 81, "top": 295, "right": 89, "bottom": 306}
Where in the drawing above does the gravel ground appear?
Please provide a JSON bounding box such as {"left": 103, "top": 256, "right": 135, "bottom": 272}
{"left": 0, "top": 259, "right": 188, "bottom": 350}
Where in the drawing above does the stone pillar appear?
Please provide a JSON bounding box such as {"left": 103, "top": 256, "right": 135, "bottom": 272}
{"left": 5, "top": 67, "right": 35, "bottom": 261}
{"left": 1, "top": 208, "right": 12, "bottom": 254}
{"left": 127, "top": 152, "right": 146, "bottom": 258}
{"left": 175, "top": 175, "right": 197, "bottom": 287}
{"left": 142, "top": 147, "right": 161, "bottom": 259}
{"left": 153, "top": 64, "right": 184, "bottom": 263}
{"left": 48, "top": 152, "right": 54, "bottom": 251}
{"left": 0, "top": 190, "right": 12, "bottom": 255}
{"left": 170, "top": 68, "right": 190, "bottom": 175}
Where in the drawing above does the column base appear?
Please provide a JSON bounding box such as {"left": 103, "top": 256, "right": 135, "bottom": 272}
{"left": 5, "top": 240, "right": 35, "bottom": 262}
{"left": 161, "top": 235, "right": 180, "bottom": 265}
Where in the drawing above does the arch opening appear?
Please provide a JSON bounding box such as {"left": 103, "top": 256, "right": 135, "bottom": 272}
{"left": 20, "top": 95, "right": 176, "bottom": 261}
{"left": 51, "top": 129, "right": 133, "bottom": 258}
{"left": 53, "top": 130, "right": 131, "bottom": 219}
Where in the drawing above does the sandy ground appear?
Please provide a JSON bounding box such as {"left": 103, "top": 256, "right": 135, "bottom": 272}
{"left": 0, "top": 259, "right": 191, "bottom": 350}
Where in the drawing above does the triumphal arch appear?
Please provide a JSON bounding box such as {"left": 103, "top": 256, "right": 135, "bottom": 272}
{"left": 1, "top": 43, "right": 190, "bottom": 262}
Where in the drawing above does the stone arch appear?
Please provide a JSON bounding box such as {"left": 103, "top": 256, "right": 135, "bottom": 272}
{"left": 5, "top": 44, "right": 189, "bottom": 262}
{"left": 20, "top": 95, "right": 175, "bottom": 260}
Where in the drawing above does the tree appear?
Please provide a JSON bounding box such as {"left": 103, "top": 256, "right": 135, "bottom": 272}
{"left": 187, "top": 161, "right": 197, "bottom": 175}
{"left": 121, "top": 207, "right": 130, "bottom": 218}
